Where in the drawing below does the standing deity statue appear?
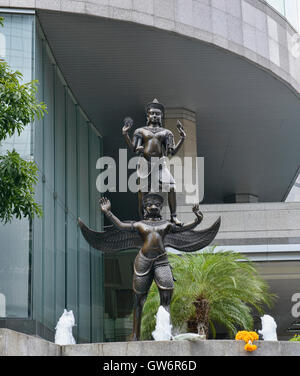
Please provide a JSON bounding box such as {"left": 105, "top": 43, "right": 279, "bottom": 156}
{"left": 122, "top": 99, "right": 186, "bottom": 226}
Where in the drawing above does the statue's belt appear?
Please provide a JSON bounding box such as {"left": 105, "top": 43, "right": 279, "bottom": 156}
{"left": 134, "top": 250, "right": 169, "bottom": 277}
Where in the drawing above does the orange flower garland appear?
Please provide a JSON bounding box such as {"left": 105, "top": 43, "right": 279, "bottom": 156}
{"left": 235, "top": 331, "right": 259, "bottom": 352}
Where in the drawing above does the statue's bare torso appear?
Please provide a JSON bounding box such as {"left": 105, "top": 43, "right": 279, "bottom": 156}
{"left": 134, "top": 219, "right": 172, "bottom": 258}
{"left": 134, "top": 126, "right": 173, "bottom": 159}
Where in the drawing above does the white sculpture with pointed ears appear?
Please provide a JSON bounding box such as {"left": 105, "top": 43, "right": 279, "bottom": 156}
{"left": 258, "top": 314, "right": 278, "bottom": 341}
{"left": 55, "top": 309, "right": 76, "bottom": 345}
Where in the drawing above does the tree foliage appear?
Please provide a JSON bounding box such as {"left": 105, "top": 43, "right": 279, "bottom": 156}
{"left": 0, "top": 61, "right": 46, "bottom": 141}
{"left": 0, "top": 150, "right": 42, "bottom": 223}
{"left": 141, "top": 249, "right": 276, "bottom": 340}
{"left": 0, "top": 17, "right": 46, "bottom": 223}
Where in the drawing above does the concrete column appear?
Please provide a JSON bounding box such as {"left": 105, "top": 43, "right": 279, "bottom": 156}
{"left": 0, "top": 293, "right": 6, "bottom": 317}
{"left": 163, "top": 108, "right": 202, "bottom": 218}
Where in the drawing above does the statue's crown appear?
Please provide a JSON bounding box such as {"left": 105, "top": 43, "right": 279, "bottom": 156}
{"left": 146, "top": 98, "right": 165, "bottom": 116}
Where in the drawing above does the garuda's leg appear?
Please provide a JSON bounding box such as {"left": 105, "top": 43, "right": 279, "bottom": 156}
{"left": 131, "top": 292, "right": 148, "bottom": 341}
{"left": 158, "top": 288, "right": 173, "bottom": 313}
{"left": 131, "top": 252, "right": 154, "bottom": 340}
{"left": 154, "top": 263, "right": 174, "bottom": 312}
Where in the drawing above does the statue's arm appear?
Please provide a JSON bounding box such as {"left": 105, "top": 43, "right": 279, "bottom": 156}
{"left": 100, "top": 197, "right": 135, "bottom": 231}
{"left": 169, "top": 121, "right": 186, "bottom": 156}
{"left": 171, "top": 204, "right": 203, "bottom": 232}
{"left": 122, "top": 117, "right": 137, "bottom": 153}
{"left": 123, "top": 132, "right": 134, "bottom": 152}
{"left": 122, "top": 117, "right": 144, "bottom": 154}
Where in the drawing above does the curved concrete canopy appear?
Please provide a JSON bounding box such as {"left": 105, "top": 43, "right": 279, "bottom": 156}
{"left": 4, "top": 0, "right": 300, "bottom": 93}
{"left": 35, "top": 8, "right": 300, "bottom": 207}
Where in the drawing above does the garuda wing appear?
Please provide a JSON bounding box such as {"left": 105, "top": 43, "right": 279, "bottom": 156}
{"left": 78, "top": 218, "right": 143, "bottom": 252}
{"left": 164, "top": 217, "right": 221, "bottom": 252}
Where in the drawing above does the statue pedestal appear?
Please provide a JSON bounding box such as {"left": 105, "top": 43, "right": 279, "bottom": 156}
{"left": 62, "top": 339, "right": 300, "bottom": 357}
{"left": 1, "top": 329, "right": 299, "bottom": 356}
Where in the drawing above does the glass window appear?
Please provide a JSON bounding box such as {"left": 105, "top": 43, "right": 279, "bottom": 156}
{"left": 32, "top": 21, "right": 104, "bottom": 343}
{"left": 0, "top": 13, "right": 104, "bottom": 343}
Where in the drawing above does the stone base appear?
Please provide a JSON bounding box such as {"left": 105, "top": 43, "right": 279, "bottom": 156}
{"left": 62, "top": 339, "right": 300, "bottom": 357}
{"left": 0, "top": 329, "right": 60, "bottom": 356}
{"left": 0, "top": 318, "right": 55, "bottom": 342}
{"left": 1, "top": 329, "right": 299, "bottom": 356}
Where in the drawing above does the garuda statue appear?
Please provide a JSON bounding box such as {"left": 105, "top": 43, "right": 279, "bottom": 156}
{"left": 78, "top": 194, "right": 220, "bottom": 341}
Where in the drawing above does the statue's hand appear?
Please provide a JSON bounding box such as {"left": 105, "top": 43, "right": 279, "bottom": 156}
{"left": 100, "top": 197, "right": 111, "bottom": 213}
{"left": 177, "top": 122, "right": 186, "bottom": 138}
{"left": 167, "top": 147, "right": 175, "bottom": 155}
{"left": 192, "top": 204, "right": 203, "bottom": 219}
{"left": 177, "top": 120, "right": 186, "bottom": 138}
{"left": 135, "top": 145, "right": 144, "bottom": 155}
{"left": 122, "top": 117, "right": 133, "bottom": 134}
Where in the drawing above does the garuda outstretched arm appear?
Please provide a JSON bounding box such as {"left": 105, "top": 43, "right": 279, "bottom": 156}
{"left": 100, "top": 197, "right": 135, "bottom": 231}
{"left": 78, "top": 198, "right": 142, "bottom": 252}
{"left": 171, "top": 204, "right": 203, "bottom": 232}
{"left": 164, "top": 204, "right": 221, "bottom": 252}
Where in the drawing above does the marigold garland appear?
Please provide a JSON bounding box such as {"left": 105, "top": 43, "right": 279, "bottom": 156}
{"left": 235, "top": 331, "right": 259, "bottom": 352}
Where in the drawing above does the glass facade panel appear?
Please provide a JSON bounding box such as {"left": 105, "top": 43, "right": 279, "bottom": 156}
{"left": 104, "top": 250, "right": 136, "bottom": 342}
{"left": 0, "top": 12, "right": 104, "bottom": 343}
{"left": 0, "top": 13, "right": 34, "bottom": 318}
{"left": 32, "top": 22, "right": 104, "bottom": 343}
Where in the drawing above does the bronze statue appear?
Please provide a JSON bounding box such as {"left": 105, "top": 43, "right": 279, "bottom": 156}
{"left": 78, "top": 99, "right": 221, "bottom": 341}
{"left": 122, "top": 99, "right": 186, "bottom": 225}
{"left": 78, "top": 194, "right": 220, "bottom": 341}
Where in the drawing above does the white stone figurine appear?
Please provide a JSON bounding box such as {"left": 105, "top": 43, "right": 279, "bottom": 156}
{"left": 152, "top": 306, "right": 173, "bottom": 341}
{"left": 55, "top": 309, "right": 76, "bottom": 345}
{"left": 258, "top": 314, "right": 278, "bottom": 341}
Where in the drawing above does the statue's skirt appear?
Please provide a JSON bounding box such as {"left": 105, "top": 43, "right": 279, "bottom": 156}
{"left": 133, "top": 250, "right": 174, "bottom": 294}
{"left": 137, "top": 157, "right": 176, "bottom": 192}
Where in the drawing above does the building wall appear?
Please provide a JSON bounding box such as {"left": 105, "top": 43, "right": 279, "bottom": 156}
{"left": 0, "top": 11, "right": 104, "bottom": 344}
{"left": 2, "top": 0, "right": 299, "bottom": 93}
{"left": 32, "top": 21, "right": 104, "bottom": 343}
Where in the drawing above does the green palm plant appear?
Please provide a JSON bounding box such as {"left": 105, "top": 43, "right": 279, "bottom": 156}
{"left": 141, "top": 248, "right": 276, "bottom": 340}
